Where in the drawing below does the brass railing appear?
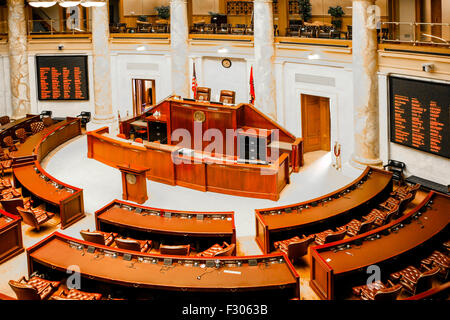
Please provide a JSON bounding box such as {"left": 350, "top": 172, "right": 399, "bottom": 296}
{"left": 27, "top": 19, "right": 92, "bottom": 35}
{"left": 380, "top": 22, "right": 450, "bottom": 47}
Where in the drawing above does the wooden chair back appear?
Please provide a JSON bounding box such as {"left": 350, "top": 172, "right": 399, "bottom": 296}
{"left": 80, "top": 230, "right": 106, "bottom": 246}
{"left": 373, "top": 284, "right": 402, "bottom": 301}
{"left": 219, "top": 90, "right": 236, "bottom": 104}
{"left": 196, "top": 87, "right": 211, "bottom": 101}
{"left": 159, "top": 244, "right": 190, "bottom": 256}
{"left": 0, "top": 198, "right": 24, "bottom": 216}
{"left": 216, "top": 244, "right": 236, "bottom": 257}
{"left": 16, "top": 207, "right": 40, "bottom": 230}
{"left": 115, "top": 238, "right": 142, "bottom": 252}
{"left": 8, "top": 280, "right": 41, "bottom": 300}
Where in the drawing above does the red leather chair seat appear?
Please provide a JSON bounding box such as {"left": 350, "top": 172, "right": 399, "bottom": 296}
{"left": 64, "top": 289, "right": 102, "bottom": 300}
{"left": 314, "top": 230, "right": 334, "bottom": 246}
{"left": 196, "top": 243, "right": 224, "bottom": 257}
{"left": 273, "top": 236, "right": 302, "bottom": 249}
{"left": 390, "top": 265, "right": 421, "bottom": 283}
{"left": 27, "top": 276, "right": 61, "bottom": 300}
{"left": 1, "top": 160, "right": 12, "bottom": 169}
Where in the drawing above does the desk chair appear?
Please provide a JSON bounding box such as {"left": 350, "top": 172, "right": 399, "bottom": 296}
{"left": 196, "top": 87, "right": 211, "bottom": 101}
{"left": 3, "top": 136, "right": 18, "bottom": 151}
{"left": 277, "top": 235, "right": 315, "bottom": 263}
{"left": 76, "top": 111, "right": 91, "bottom": 128}
{"left": 421, "top": 251, "right": 449, "bottom": 281}
{"left": 9, "top": 276, "right": 60, "bottom": 300}
{"left": 115, "top": 237, "right": 152, "bottom": 253}
{"left": 15, "top": 128, "right": 30, "bottom": 143}
{"left": 17, "top": 206, "right": 55, "bottom": 231}
{"left": 219, "top": 90, "right": 236, "bottom": 104}
{"left": 231, "top": 24, "right": 246, "bottom": 35}
{"left": 0, "top": 116, "right": 10, "bottom": 125}
{"left": 30, "top": 121, "right": 45, "bottom": 135}
{"left": 0, "top": 198, "right": 31, "bottom": 216}
{"left": 383, "top": 159, "right": 406, "bottom": 183}
{"left": 51, "top": 288, "right": 102, "bottom": 300}
{"left": 390, "top": 266, "right": 440, "bottom": 296}
{"left": 338, "top": 216, "right": 376, "bottom": 237}
{"left": 0, "top": 177, "right": 12, "bottom": 189}
{"left": 0, "top": 187, "right": 21, "bottom": 200}
{"left": 352, "top": 281, "right": 402, "bottom": 301}
{"left": 197, "top": 242, "right": 234, "bottom": 257}
{"left": 42, "top": 117, "right": 54, "bottom": 127}
{"left": 160, "top": 244, "right": 190, "bottom": 256}
{"left": 80, "top": 230, "right": 118, "bottom": 246}
{"left": 314, "top": 229, "right": 347, "bottom": 246}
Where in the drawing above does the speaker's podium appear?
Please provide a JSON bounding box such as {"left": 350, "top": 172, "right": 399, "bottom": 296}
{"left": 117, "top": 164, "right": 150, "bottom": 204}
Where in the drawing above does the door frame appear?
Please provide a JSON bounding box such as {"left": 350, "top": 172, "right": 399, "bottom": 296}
{"left": 301, "top": 94, "right": 331, "bottom": 153}
{"left": 294, "top": 87, "right": 339, "bottom": 158}
{"left": 132, "top": 78, "right": 156, "bottom": 117}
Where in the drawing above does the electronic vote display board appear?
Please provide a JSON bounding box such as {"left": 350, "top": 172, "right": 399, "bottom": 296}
{"left": 36, "top": 55, "right": 89, "bottom": 101}
{"left": 389, "top": 76, "right": 450, "bottom": 159}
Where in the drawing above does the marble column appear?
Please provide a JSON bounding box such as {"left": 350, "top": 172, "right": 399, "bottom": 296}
{"left": 8, "top": 0, "right": 31, "bottom": 119}
{"left": 350, "top": 0, "right": 382, "bottom": 168}
{"left": 91, "top": 5, "right": 114, "bottom": 123}
{"left": 253, "top": 0, "right": 277, "bottom": 120}
{"left": 170, "top": 0, "right": 190, "bottom": 97}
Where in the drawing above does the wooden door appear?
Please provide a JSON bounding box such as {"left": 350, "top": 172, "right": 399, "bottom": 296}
{"left": 301, "top": 94, "right": 330, "bottom": 153}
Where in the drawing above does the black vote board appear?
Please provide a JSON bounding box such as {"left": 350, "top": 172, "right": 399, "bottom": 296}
{"left": 36, "top": 55, "right": 89, "bottom": 101}
{"left": 389, "top": 76, "right": 450, "bottom": 159}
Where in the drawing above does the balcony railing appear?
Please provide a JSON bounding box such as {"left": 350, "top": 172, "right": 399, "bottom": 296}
{"left": 27, "top": 19, "right": 92, "bottom": 35}
{"left": 380, "top": 22, "right": 450, "bottom": 47}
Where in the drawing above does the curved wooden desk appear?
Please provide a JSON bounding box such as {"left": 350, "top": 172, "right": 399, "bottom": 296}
{"left": 0, "top": 209, "right": 23, "bottom": 264}
{"left": 255, "top": 167, "right": 393, "bottom": 253}
{"left": 310, "top": 191, "right": 450, "bottom": 300}
{"left": 27, "top": 232, "right": 300, "bottom": 299}
{"left": 12, "top": 118, "right": 85, "bottom": 229}
{"left": 87, "top": 127, "right": 290, "bottom": 200}
{"left": 95, "top": 200, "right": 236, "bottom": 251}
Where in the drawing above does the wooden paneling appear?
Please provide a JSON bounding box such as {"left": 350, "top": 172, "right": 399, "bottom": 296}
{"left": 0, "top": 211, "right": 23, "bottom": 265}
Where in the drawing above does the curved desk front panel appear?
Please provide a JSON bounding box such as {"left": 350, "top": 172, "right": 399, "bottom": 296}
{"left": 27, "top": 232, "right": 300, "bottom": 299}
{"left": 87, "top": 127, "right": 290, "bottom": 201}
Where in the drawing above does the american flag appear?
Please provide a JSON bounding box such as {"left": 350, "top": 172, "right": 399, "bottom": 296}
{"left": 192, "top": 62, "right": 198, "bottom": 99}
{"left": 249, "top": 66, "right": 255, "bottom": 104}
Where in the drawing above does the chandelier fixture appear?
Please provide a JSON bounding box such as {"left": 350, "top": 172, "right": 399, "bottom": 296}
{"left": 27, "top": 0, "right": 106, "bottom": 8}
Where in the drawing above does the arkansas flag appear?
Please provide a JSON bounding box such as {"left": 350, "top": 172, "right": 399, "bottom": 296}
{"left": 249, "top": 66, "right": 255, "bottom": 104}
{"left": 192, "top": 62, "right": 198, "bottom": 99}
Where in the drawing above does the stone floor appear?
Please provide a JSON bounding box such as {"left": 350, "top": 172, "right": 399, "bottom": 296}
{"left": 0, "top": 133, "right": 363, "bottom": 299}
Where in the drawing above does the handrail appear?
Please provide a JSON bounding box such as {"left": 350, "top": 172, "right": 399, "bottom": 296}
{"left": 27, "top": 19, "right": 92, "bottom": 35}
{"left": 380, "top": 21, "right": 450, "bottom": 47}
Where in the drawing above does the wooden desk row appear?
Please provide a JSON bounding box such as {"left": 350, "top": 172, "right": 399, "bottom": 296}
{"left": 0, "top": 209, "right": 23, "bottom": 264}
{"left": 310, "top": 191, "right": 450, "bottom": 300}
{"left": 12, "top": 118, "right": 85, "bottom": 230}
{"left": 0, "top": 114, "right": 41, "bottom": 148}
{"left": 27, "top": 232, "right": 300, "bottom": 300}
{"left": 255, "top": 167, "right": 393, "bottom": 253}
{"left": 87, "top": 127, "right": 290, "bottom": 201}
{"left": 95, "top": 200, "right": 236, "bottom": 252}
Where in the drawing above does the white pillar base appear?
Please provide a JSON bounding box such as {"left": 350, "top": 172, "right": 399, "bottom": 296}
{"left": 349, "top": 153, "right": 383, "bottom": 169}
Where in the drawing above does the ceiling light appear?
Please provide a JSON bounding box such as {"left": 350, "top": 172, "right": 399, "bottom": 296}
{"left": 80, "top": 0, "right": 106, "bottom": 7}
{"left": 136, "top": 45, "right": 147, "bottom": 51}
{"left": 218, "top": 47, "right": 229, "bottom": 54}
{"left": 307, "top": 53, "right": 321, "bottom": 60}
{"left": 59, "top": 0, "right": 81, "bottom": 7}
{"left": 28, "top": 0, "right": 57, "bottom": 7}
